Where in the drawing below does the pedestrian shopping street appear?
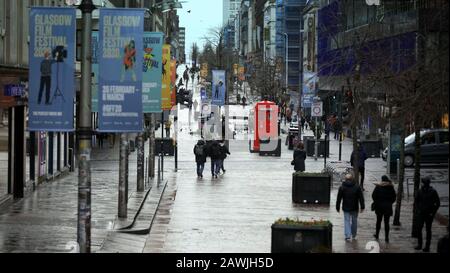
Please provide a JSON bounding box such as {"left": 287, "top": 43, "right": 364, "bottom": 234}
{"left": 0, "top": 83, "right": 447, "bottom": 253}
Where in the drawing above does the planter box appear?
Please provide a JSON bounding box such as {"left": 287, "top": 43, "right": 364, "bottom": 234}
{"left": 361, "top": 140, "right": 382, "bottom": 158}
{"left": 271, "top": 223, "right": 332, "bottom": 253}
{"left": 303, "top": 136, "right": 314, "bottom": 144}
{"left": 306, "top": 139, "right": 330, "bottom": 157}
{"left": 155, "top": 138, "right": 174, "bottom": 156}
{"left": 292, "top": 173, "right": 331, "bottom": 204}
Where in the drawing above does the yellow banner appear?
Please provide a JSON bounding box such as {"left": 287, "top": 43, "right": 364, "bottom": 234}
{"left": 238, "top": 66, "right": 245, "bottom": 81}
{"left": 162, "top": 44, "right": 171, "bottom": 110}
{"left": 171, "top": 59, "right": 177, "bottom": 107}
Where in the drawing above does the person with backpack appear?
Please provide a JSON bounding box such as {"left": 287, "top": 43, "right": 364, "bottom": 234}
{"left": 350, "top": 143, "right": 369, "bottom": 191}
{"left": 209, "top": 140, "right": 222, "bottom": 179}
{"left": 414, "top": 177, "right": 441, "bottom": 252}
{"left": 193, "top": 140, "right": 207, "bottom": 179}
{"left": 219, "top": 140, "right": 231, "bottom": 174}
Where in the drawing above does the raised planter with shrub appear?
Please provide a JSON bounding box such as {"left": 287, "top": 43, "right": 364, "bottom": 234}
{"left": 292, "top": 172, "right": 331, "bottom": 204}
{"left": 271, "top": 218, "right": 333, "bottom": 253}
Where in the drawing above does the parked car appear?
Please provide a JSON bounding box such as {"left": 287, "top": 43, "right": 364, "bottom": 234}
{"left": 404, "top": 129, "right": 448, "bottom": 167}
{"left": 383, "top": 129, "right": 449, "bottom": 166}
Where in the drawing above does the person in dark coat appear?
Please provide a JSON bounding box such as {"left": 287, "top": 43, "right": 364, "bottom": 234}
{"left": 350, "top": 143, "right": 368, "bottom": 191}
{"left": 219, "top": 140, "right": 231, "bottom": 174}
{"left": 415, "top": 177, "right": 441, "bottom": 252}
{"left": 292, "top": 142, "right": 306, "bottom": 172}
{"left": 193, "top": 140, "right": 207, "bottom": 178}
{"left": 208, "top": 140, "right": 222, "bottom": 179}
{"left": 372, "top": 175, "right": 397, "bottom": 243}
{"left": 336, "top": 174, "right": 365, "bottom": 241}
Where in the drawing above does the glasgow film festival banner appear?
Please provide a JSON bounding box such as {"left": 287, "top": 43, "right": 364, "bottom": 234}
{"left": 143, "top": 32, "right": 163, "bottom": 113}
{"left": 211, "top": 70, "right": 226, "bottom": 106}
{"left": 161, "top": 44, "right": 171, "bottom": 110}
{"left": 28, "top": 7, "right": 76, "bottom": 132}
{"left": 171, "top": 59, "right": 177, "bottom": 107}
{"left": 98, "top": 8, "right": 144, "bottom": 132}
{"left": 91, "top": 30, "right": 99, "bottom": 112}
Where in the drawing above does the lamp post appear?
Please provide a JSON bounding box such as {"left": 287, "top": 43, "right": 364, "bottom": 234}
{"left": 76, "top": 0, "right": 96, "bottom": 253}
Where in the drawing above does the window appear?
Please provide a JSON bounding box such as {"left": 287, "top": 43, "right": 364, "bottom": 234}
{"left": 421, "top": 133, "right": 436, "bottom": 145}
{"left": 439, "top": 132, "right": 449, "bottom": 144}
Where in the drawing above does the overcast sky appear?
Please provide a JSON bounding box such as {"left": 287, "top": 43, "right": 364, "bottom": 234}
{"left": 178, "top": 0, "right": 223, "bottom": 63}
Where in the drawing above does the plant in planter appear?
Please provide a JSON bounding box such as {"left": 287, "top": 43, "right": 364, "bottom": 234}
{"left": 271, "top": 218, "right": 333, "bottom": 253}
{"left": 292, "top": 172, "right": 332, "bottom": 204}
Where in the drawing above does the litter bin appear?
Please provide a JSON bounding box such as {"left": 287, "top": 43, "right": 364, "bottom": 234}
{"left": 288, "top": 127, "right": 299, "bottom": 150}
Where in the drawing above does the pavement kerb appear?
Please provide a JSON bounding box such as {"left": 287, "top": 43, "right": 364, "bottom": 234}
{"left": 115, "top": 185, "right": 153, "bottom": 231}
{"left": 117, "top": 179, "right": 169, "bottom": 235}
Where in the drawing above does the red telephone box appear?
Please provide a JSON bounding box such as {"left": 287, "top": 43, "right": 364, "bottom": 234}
{"left": 253, "top": 101, "right": 279, "bottom": 152}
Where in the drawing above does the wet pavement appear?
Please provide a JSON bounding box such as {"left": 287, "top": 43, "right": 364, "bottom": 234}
{"left": 0, "top": 139, "right": 147, "bottom": 252}
{"left": 143, "top": 117, "right": 448, "bottom": 253}
{"left": 0, "top": 76, "right": 448, "bottom": 253}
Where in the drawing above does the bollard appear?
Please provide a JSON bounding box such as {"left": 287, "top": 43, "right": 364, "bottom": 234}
{"left": 68, "top": 148, "right": 74, "bottom": 172}
{"left": 145, "top": 156, "right": 148, "bottom": 187}
{"left": 397, "top": 158, "right": 400, "bottom": 182}
{"left": 157, "top": 154, "right": 161, "bottom": 184}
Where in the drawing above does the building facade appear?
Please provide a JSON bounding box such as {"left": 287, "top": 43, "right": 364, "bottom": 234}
{"left": 275, "top": 0, "right": 306, "bottom": 95}
{"left": 178, "top": 27, "right": 186, "bottom": 63}
{"left": 223, "top": 0, "right": 241, "bottom": 25}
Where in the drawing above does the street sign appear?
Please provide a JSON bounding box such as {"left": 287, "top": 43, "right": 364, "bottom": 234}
{"left": 201, "top": 102, "right": 210, "bottom": 118}
{"left": 4, "top": 84, "right": 26, "bottom": 97}
{"left": 311, "top": 101, "right": 323, "bottom": 117}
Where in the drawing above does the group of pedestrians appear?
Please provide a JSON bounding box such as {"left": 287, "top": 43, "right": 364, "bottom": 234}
{"left": 290, "top": 140, "right": 443, "bottom": 252}
{"left": 194, "top": 139, "right": 230, "bottom": 179}
{"left": 336, "top": 173, "right": 441, "bottom": 252}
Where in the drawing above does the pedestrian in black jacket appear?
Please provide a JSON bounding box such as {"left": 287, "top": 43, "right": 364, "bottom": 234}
{"left": 350, "top": 143, "right": 368, "bottom": 191}
{"left": 208, "top": 140, "right": 222, "bottom": 179}
{"left": 415, "top": 177, "right": 441, "bottom": 252}
{"left": 336, "top": 174, "right": 365, "bottom": 241}
{"left": 219, "top": 140, "right": 231, "bottom": 174}
{"left": 372, "top": 175, "right": 397, "bottom": 243}
{"left": 292, "top": 142, "right": 306, "bottom": 172}
{"left": 193, "top": 140, "right": 207, "bottom": 178}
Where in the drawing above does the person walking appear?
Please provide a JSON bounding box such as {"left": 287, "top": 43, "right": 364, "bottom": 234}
{"left": 414, "top": 177, "right": 441, "bottom": 252}
{"left": 292, "top": 142, "right": 306, "bottom": 172}
{"left": 242, "top": 96, "right": 247, "bottom": 107}
{"left": 193, "top": 140, "right": 207, "bottom": 179}
{"left": 336, "top": 174, "right": 365, "bottom": 242}
{"left": 183, "top": 66, "right": 189, "bottom": 89}
{"left": 209, "top": 140, "right": 222, "bottom": 179}
{"left": 372, "top": 175, "right": 397, "bottom": 243}
{"left": 219, "top": 140, "right": 231, "bottom": 174}
{"left": 300, "top": 116, "right": 306, "bottom": 133}
{"left": 350, "top": 143, "right": 368, "bottom": 191}
{"left": 165, "top": 119, "right": 172, "bottom": 138}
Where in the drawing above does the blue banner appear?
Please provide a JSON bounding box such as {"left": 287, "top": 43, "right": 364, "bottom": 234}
{"left": 28, "top": 7, "right": 76, "bottom": 132}
{"left": 92, "top": 31, "right": 99, "bottom": 113}
{"left": 98, "top": 8, "right": 144, "bottom": 132}
{"left": 142, "top": 32, "right": 163, "bottom": 113}
{"left": 200, "top": 87, "right": 207, "bottom": 102}
{"left": 211, "top": 70, "right": 226, "bottom": 106}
